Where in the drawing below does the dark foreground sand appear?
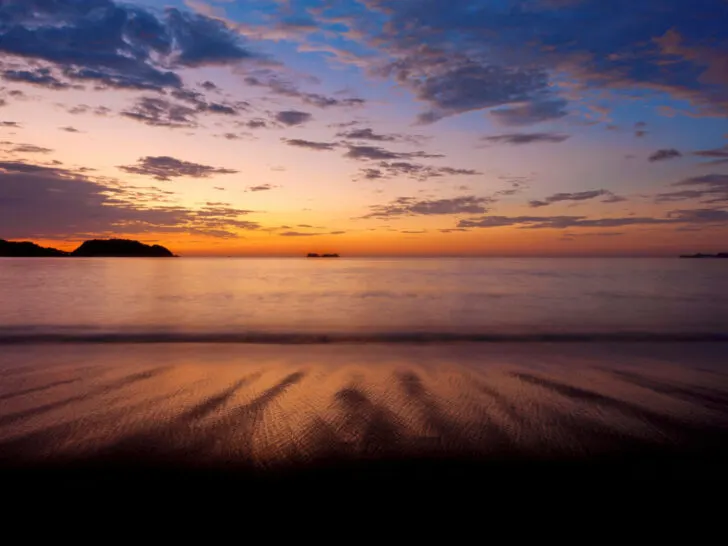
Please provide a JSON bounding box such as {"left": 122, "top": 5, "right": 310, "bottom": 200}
{"left": 1, "top": 342, "right": 728, "bottom": 532}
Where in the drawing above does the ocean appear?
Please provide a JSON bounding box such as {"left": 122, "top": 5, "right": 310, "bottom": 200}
{"left": 1, "top": 257, "right": 727, "bottom": 340}
{"left": 1, "top": 257, "right": 728, "bottom": 502}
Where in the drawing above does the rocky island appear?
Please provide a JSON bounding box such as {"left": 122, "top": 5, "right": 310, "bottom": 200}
{"left": 72, "top": 239, "right": 176, "bottom": 257}
{"left": 0, "top": 238, "right": 177, "bottom": 257}
{"left": 679, "top": 253, "right": 728, "bottom": 259}
{"left": 307, "top": 253, "right": 340, "bottom": 258}
{"left": 0, "top": 239, "right": 69, "bottom": 257}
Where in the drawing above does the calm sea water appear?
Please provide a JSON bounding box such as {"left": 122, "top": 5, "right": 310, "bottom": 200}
{"left": 0, "top": 257, "right": 726, "bottom": 340}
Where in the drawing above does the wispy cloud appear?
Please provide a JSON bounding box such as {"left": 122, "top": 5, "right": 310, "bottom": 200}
{"left": 481, "top": 133, "right": 570, "bottom": 145}
{"left": 362, "top": 196, "right": 492, "bottom": 219}
{"left": 118, "top": 156, "right": 238, "bottom": 181}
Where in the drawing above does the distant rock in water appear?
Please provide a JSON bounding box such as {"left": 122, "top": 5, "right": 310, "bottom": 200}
{"left": 307, "top": 253, "right": 340, "bottom": 258}
{"left": 679, "top": 252, "right": 728, "bottom": 259}
{"left": 72, "top": 239, "right": 176, "bottom": 257}
{"left": 0, "top": 239, "right": 68, "bottom": 257}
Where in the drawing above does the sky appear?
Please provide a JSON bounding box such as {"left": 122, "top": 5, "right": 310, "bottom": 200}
{"left": 0, "top": 0, "right": 727, "bottom": 256}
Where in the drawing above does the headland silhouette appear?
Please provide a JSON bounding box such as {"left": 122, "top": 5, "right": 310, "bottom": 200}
{"left": 0, "top": 238, "right": 176, "bottom": 257}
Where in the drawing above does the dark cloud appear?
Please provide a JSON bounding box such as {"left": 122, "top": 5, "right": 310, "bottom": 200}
{"left": 362, "top": 196, "right": 492, "bottom": 219}
{"left": 121, "top": 96, "right": 198, "bottom": 128}
{"left": 244, "top": 73, "right": 365, "bottom": 109}
{"left": 439, "top": 228, "right": 471, "bottom": 233}
{"left": 165, "top": 8, "right": 255, "bottom": 67}
{"left": 0, "top": 121, "right": 21, "bottom": 128}
{"left": 237, "top": 118, "right": 269, "bottom": 129}
{"left": 67, "top": 104, "right": 111, "bottom": 116}
{"left": 216, "top": 132, "right": 244, "bottom": 140}
{"left": 656, "top": 174, "right": 728, "bottom": 204}
{"left": 0, "top": 1, "right": 257, "bottom": 93}
{"left": 601, "top": 194, "right": 628, "bottom": 204}
{"left": 169, "top": 88, "right": 245, "bottom": 115}
{"left": 318, "top": 1, "right": 728, "bottom": 121}
{"left": 59, "top": 126, "right": 81, "bottom": 133}
{"left": 200, "top": 81, "right": 218, "bottom": 91}
{"left": 274, "top": 110, "right": 312, "bottom": 126}
{"left": 279, "top": 230, "right": 345, "bottom": 237}
{"left": 118, "top": 156, "right": 238, "bottom": 181}
{"left": 10, "top": 144, "right": 53, "bottom": 154}
{"left": 529, "top": 189, "right": 622, "bottom": 208}
{"left": 649, "top": 149, "right": 682, "bottom": 162}
{"left": 0, "top": 159, "right": 259, "bottom": 239}
{"left": 562, "top": 231, "right": 625, "bottom": 239}
{"left": 376, "top": 51, "right": 551, "bottom": 124}
{"left": 481, "top": 133, "right": 570, "bottom": 145}
{"left": 360, "top": 162, "right": 480, "bottom": 182}
{"left": 336, "top": 127, "right": 426, "bottom": 145}
{"left": 283, "top": 139, "right": 338, "bottom": 151}
{"left": 458, "top": 208, "right": 728, "bottom": 229}
{"left": 693, "top": 144, "right": 728, "bottom": 165}
{"left": 489, "top": 99, "right": 569, "bottom": 126}
{"left": 634, "top": 122, "right": 648, "bottom": 138}
{"left": 247, "top": 184, "right": 275, "bottom": 192}
{"left": 2, "top": 68, "right": 72, "bottom": 90}
{"left": 345, "top": 145, "right": 443, "bottom": 161}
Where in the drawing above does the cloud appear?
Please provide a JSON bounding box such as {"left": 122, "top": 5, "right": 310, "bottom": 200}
{"left": 247, "top": 184, "right": 275, "bottom": 192}
{"left": 237, "top": 118, "right": 269, "bottom": 129}
{"left": 2, "top": 68, "right": 72, "bottom": 90}
{"left": 458, "top": 209, "right": 728, "bottom": 229}
{"left": 9, "top": 144, "right": 54, "bottom": 154}
{"left": 489, "top": 99, "right": 569, "bottom": 126}
{"left": 67, "top": 104, "right": 111, "bottom": 116}
{"left": 529, "top": 189, "right": 620, "bottom": 208}
{"left": 0, "top": 159, "right": 259, "bottom": 239}
{"left": 279, "top": 230, "right": 345, "bottom": 237}
{"left": 601, "top": 194, "right": 628, "bottom": 204}
{"left": 165, "top": 8, "right": 255, "bottom": 67}
{"left": 0, "top": 121, "right": 21, "bottom": 128}
{"left": 649, "top": 149, "right": 682, "bottom": 162}
{"left": 376, "top": 52, "right": 551, "bottom": 124}
{"left": 359, "top": 162, "right": 480, "bottom": 182}
{"left": 59, "top": 126, "right": 81, "bottom": 133}
{"left": 345, "top": 145, "right": 443, "bottom": 161}
{"left": 0, "top": 1, "right": 258, "bottom": 93}
{"left": 317, "top": 0, "right": 728, "bottom": 120}
{"left": 244, "top": 73, "right": 365, "bottom": 109}
{"left": 362, "top": 196, "right": 492, "bottom": 219}
{"left": 283, "top": 138, "right": 338, "bottom": 151}
{"left": 121, "top": 97, "right": 198, "bottom": 128}
{"left": 634, "top": 122, "right": 648, "bottom": 138}
{"left": 118, "top": 156, "right": 238, "bottom": 181}
{"left": 693, "top": 144, "right": 728, "bottom": 165}
{"left": 481, "top": 133, "right": 570, "bottom": 145}
{"left": 656, "top": 173, "right": 728, "bottom": 204}
{"left": 336, "top": 127, "right": 426, "bottom": 145}
{"left": 169, "top": 88, "right": 245, "bottom": 115}
{"left": 562, "top": 231, "right": 625, "bottom": 238}
{"left": 274, "top": 110, "right": 312, "bottom": 126}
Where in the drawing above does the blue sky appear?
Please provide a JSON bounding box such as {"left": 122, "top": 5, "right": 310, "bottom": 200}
{"left": 0, "top": 0, "right": 727, "bottom": 255}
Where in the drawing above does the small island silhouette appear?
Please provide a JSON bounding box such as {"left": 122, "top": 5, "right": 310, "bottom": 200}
{"left": 0, "top": 238, "right": 176, "bottom": 257}
{"left": 307, "top": 253, "right": 340, "bottom": 258}
{"left": 679, "top": 252, "right": 728, "bottom": 259}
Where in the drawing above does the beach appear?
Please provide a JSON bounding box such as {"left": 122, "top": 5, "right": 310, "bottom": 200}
{"left": 2, "top": 341, "right": 727, "bottom": 480}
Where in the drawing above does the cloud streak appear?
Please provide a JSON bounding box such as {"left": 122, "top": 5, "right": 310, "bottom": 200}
{"left": 362, "top": 196, "right": 492, "bottom": 219}
{"left": 481, "top": 133, "right": 570, "bottom": 145}
{"left": 118, "top": 156, "right": 238, "bottom": 181}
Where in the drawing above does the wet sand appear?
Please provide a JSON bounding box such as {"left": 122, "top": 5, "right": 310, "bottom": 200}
{"left": 1, "top": 341, "right": 727, "bottom": 469}
{"left": 3, "top": 342, "right": 728, "bottom": 537}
